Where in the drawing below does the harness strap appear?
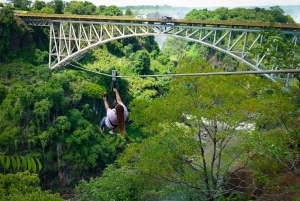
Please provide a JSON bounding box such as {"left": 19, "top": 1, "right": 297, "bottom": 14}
{"left": 108, "top": 118, "right": 117, "bottom": 129}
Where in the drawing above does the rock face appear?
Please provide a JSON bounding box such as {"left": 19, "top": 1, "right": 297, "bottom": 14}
{"left": 10, "top": 30, "right": 30, "bottom": 50}
{"left": 57, "top": 143, "right": 72, "bottom": 187}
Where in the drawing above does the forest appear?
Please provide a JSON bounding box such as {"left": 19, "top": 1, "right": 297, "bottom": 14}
{"left": 0, "top": 0, "right": 300, "bottom": 200}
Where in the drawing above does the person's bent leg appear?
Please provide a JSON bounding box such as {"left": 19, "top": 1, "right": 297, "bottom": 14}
{"left": 100, "top": 116, "right": 107, "bottom": 132}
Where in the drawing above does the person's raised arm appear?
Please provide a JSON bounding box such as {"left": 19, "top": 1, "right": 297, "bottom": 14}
{"left": 103, "top": 96, "right": 109, "bottom": 110}
{"left": 113, "top": 88, "right": 122, "bottom": 104}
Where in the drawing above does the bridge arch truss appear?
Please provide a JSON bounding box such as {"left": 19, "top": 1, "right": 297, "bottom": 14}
{"left": 22, "top": 18, "right": 299, "bottom": 83}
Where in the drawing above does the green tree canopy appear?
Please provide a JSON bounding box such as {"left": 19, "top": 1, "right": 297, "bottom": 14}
{"left": 102, "top": 5, "right": 123, "bottom": 16}
{"left": 32, "top": 0, "right": 46, "bottom": 11}
{"left": 132, "top": 50, "right": 151, "bottom": 75}
{"left": 7, "top": 0, "right": 31, "bottom": 10}
{"left": 124, "top": 8, "right": 133, "bottom": 16}
{"left": 0, "top": 172, "right": 63, "bottom": 200}
{"left": 64, "top": 1, "right": 96, "bottom": 15}
{"left": 50, "top": 0, "right": 64, "bottom": 14}
{"left": 117, "top": 59, "right": 263, "bottom": 200}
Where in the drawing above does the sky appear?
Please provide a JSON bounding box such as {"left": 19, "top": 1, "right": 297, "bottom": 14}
{"left": 1, "top": 0, "right": 300, "bottom": 7}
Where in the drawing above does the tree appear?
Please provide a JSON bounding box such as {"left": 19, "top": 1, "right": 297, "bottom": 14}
{"left": 103, "top": 5, "right": 123, "bottom": 16}
{"left": 64, "top": 1, "right": 96, "bottom": 15}
{"left": 0, "top": 6, "right": 15, "bottom": 62}
{"left": 125, "top": 8, "right": 133, "bottom": 16}
{"left": 32, "top": 0, "right": 46, "bottom": 11}
{"left": 21, "top": 0, "right": 31, "bottom": 10}
{"left": 248, "top": 30, "right": 300, "bottom": 84}
{"left": 270, "top": 5, "right": 284, "bottom": 15}
{"left": 75, "top": 164, "right": 140, "bottom": 201}
{"left": 237, "top": 85, "right": 300, "bottom": 199}
{"left": 83, "top": 1, "right": 96, "bottom": 15}
{"left": 118, "top": 59, "right": 262, "bottom": 200}
{"left": 132, "top": 50, "right": 151, "bottom": 75}
{"left": 0, "top": 85, "right": 7, "bottom": 105}
{"left": 6, "top": 0, "right": 31, "bottom": 9}
{"left": 123, "top": 44, "right": 134, "bottom": 58}
{"left": 7, "top": 0, "right": 21, "bottom": 9}
{"left": 98, "top": 5, "right": 106, "bottom": 14}
{"left": 38, "top": 7, "right": 54, "bottom": 14}
{"left": 0, "top": 171, "right": 63, "bottom": 200}
{"left": 81, "top": 82, "right": 105, "bottom": 99}
{"left": 185, "top": 9, "right": 209, "bottom": 20}
{"left": 50, "top": 0, "right": 64, "bottom": 14}
{"left": 240, "top": 84, "right": 300, "bottom": 171}
{"left": 168, "top": 6, "right": 297, "bottom": 71}
{"left": 213, "top": 7, "right": 229, "bottom": 20}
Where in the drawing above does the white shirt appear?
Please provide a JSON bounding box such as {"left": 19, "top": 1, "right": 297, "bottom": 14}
{"left": 105, "top": 102, "right": 128, "bottom": 129}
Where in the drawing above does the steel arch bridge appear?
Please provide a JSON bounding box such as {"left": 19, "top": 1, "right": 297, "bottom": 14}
{"left": 16, "top": 14, "right": 300, "bottom": 84}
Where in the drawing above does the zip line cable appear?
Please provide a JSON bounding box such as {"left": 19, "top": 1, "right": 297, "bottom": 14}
{"left": 68, "top": 63, "right": 111, "bottom": 77}
{"left": 68, "top": 63, "right": 300, "bottom": 78}
{"left": 117, "top": 69, "right": 300, "bottom": 78}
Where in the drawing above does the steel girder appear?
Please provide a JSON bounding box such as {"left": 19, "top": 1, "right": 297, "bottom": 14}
{"left": 22, "top": 19, "right": 299, "bottom": 84}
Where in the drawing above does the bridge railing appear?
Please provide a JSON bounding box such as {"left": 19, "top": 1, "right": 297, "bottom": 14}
{"left": 173, "top": 19, "right": 300, "bottom": 29}
{"left": 16, "top": 13, "right": 300, "bottom": 29}
{"left": 15, "top": 13, "right": 162, "bottom": 23}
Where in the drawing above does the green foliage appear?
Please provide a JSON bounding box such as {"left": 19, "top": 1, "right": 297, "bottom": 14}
{"left": 101, "top": 5, "right": 123, "bottom": 16}
{"left": 35, "top": 49, "right": 48, "bottom": 65}
{"left": 123, "top": 44, "right": 134, "bottom": 58}
{"left": 0, "top": 6, "right": 16, "bottom": 62}
{"left": 186, "top": 8, "right": 209, "bottom": 20}
{"left": 76, "top": 163, "right": 170, "bottom": 201}
{"left": 75, "top": 164, "right": 139, "bottom": 201}
{"left": 164, "top": 6, "right": 296, "bottom": 71}
{"left": 124, "top": 8, "right": 133, "bottom": 16}
{"left": 0, "top": 85, "right": 7, "bottom": 105}
{"left": 127, "top": 77, "right": 157, "bottom": 99}
{"left": 185, "top": 6, "right": 294, "bottom": 23}
{"left": 3, "top": 5, "right": 299, "bottom": 200}
{"left": 248, "top": 30, "right": 300, "bottom": 77}
{"left": 240, "top": 86, "right": 300, "bottom": 181}
{"left": 64, "top": 1, "right": 96, "bottom": 15}
{"left": 0, "top": 154, "right": 42, "bottom": 173}
{"left": 0, "top": 6, "right": 42, "bottom": 63}
{"left": 0, "top": 171, "right": 63, "bottom": 200}
{"left": 106, "top": 40, "right": 124, "bottom": 56}
{"left": 0, "top": 54, "right": 130, "bottom": 190}
{"left": 132, "top": 50, "right": 151, "bottom": 75}
{"left": 51, "top": 0, "right": 64, "bottom": 14}
{"left": 121, "top": 59, "right": 264, "bottom": 200}
{"left": 37, "top": 7, "right": 55, "bottom": 14}
{"left": 0, "top": 6, "right": 14, "bottom": 24}
{"left": 7, "top": 0, "right": 31, "bottom": 10}
{"left": 32, "top": 0, "right": 46, "bottom": 11}
{"left": 162, "top": 37, "right": 188, "bottom": 61}
{"left": 33, "top": 99, "right": 53, "bottom": 123}
{"left": 81, "top": 82, "right": 106, "bottom": 99}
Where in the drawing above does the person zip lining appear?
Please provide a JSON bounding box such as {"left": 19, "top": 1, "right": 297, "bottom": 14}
{"left": 100, "top": 87, "right": 128, "bottom": 136}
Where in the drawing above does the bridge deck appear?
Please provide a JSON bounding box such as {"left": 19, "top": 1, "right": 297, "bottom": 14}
{"left": 15, "top": 13, "right": 300, "bottom": 30}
